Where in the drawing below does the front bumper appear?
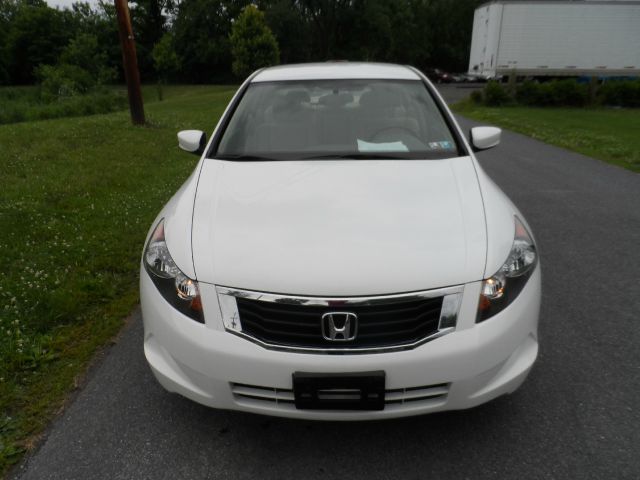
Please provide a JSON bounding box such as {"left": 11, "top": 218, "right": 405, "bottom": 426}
{"left": 140, "top": 266, "right": 541, "bottom": 420}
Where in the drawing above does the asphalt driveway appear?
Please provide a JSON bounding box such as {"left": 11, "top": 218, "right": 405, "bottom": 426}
{"left": 11, "top": 89, "right": 640, "bottom": 480}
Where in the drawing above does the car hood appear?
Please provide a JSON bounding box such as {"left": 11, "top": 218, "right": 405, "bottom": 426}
{"left": 191, "top": 158, "right": 486, "bottom": 296}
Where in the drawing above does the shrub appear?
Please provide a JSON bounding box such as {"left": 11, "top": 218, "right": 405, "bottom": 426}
{"left": 513, "top": 79, "right": 590, "bottom": 107}
{"left": 598, "top": 80, "right": 640, "bottom": 108}
{"left": 0, "top": 88, "right": 127, "bottom": 125}
{"left": 0, "top": 88, "right": 35, "bottom": 122}
{"left": 36, "top": 64, "right": 95, "bottom": 100}
{"left": 515, "top": 80, "right": 542, "bottom": 106}
{"left": 469, "top": 89, "right": 483, "bottom": 104}
{"left": 0, "top": 64, "right": 8, "bottom": 85}
{"left": 483, "top": 81, "right": 512, "bottom": 106}
{"left": 34, "top": 92, "right": 127, "bottom": 121}
{"left": 0, "top": 86, "right": 41, "bottom": 103}
{"left": 517, "top": 80, "right": 589, "bottom": 107}
{"left": 0, "top": 105, "right": 26, "bottom": 123}
{"left": 549, "top": 79, "right": 588, "bottom": 107}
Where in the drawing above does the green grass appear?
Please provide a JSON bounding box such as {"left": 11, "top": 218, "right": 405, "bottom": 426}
{"left": 453, "top": 101, "right": 640, "bottom": 173}
{"left": 0, "top": 84, "right": 237, "bottom": 475}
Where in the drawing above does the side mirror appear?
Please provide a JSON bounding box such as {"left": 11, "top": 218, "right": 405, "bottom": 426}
{"left": 178, "top": 130, "right": 207, "bottom": 155}
{"left": 470, "top": 126, "right": 501, "bottom": 151}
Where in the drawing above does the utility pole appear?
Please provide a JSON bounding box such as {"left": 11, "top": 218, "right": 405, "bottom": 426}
{"left": 114, "top": 0, "right": 145, "bottom": 125}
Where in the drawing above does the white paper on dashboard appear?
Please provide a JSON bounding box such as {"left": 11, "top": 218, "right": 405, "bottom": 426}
{"left": 356, "top": 139, "right": 409, "bottom": 152}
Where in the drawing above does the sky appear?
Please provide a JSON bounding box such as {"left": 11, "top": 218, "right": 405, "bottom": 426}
{"left": 46, "top": 0, "right": 99, "bottom": 9}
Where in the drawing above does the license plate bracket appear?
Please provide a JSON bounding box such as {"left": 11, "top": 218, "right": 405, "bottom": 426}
{"left": 292, "top": 371, "right": 385, "bottom": 410}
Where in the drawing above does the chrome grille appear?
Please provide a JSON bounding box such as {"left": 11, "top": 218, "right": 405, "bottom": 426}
{"left": 217, "top": 286, "right": 463, "bottom": 353}
{"left": 236, "top": 296, "right": 443, "bottom": 349}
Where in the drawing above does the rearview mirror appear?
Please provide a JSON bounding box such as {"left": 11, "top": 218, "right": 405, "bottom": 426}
{"left": 470, "top": 126, "right": 501, "bottom": 151}
{"left": 178, "top": 130, "right": 207, "bottom": 154}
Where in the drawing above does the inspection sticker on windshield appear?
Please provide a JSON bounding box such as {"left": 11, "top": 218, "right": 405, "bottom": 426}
{"left": 429, "top": 140, "right": 454, "bottom": 150}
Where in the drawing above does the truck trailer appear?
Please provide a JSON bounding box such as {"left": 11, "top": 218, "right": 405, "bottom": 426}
{"left": 468, "top": 0, "right": 640, "bottom": 79}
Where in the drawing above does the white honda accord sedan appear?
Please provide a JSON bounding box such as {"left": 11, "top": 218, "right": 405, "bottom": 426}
{"left": 140, "top": 62, "right": 541, "bottom": 420}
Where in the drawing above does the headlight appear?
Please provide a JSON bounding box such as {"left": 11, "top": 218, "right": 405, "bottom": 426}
{"left": 144, "top": 219, "right": 204, "bottom": 323}
{"left": 477, "top": 216, "right": 537, "bottom": 322}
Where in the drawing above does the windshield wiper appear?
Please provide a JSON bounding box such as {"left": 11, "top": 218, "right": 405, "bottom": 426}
{"left": 215, "top": 153, "right": 411, "bottom": 161}
{"left": 215, "top": 154, "right": 278, "bottom": 161}
{"left": 300, "top": 153, "right": 408, "bottom": 160}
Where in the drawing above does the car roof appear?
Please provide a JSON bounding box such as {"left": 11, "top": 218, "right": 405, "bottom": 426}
{"left": 251, "top": 62, "right": 422, "bottom": 82}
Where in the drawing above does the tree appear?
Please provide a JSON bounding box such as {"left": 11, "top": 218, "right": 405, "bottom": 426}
{"left": 173, "top": 0, "right": 248, "bottom": 83}
{"left": 0, "top": 0, "right": 18, "bottom": 83}
{"left": 419, "top": 0, "right": 484, "bottom": 72}
{"left": 0, "top": 0, "right": 486, "bottom": 86}
{"left": 60, "top": 32, "right": 115, "bottom": 83}
{"left": 4, "top": 0, "right": 73, "bottom": 84}
{"left": 152, "top": 32, "right": 180, "bottom": 80}
{"left": 229, "top": 4, "right": 279, "bottom": 79}
{"left": 298, "top": 0, "right": 352, "bottom": 60}
{"left": 152, "top": 32, "right": 180, "bottom": 99}
{"left": 130, "top": 0, "right": 168, "bottom": 80}
{"left": 259, "top": 0, "right": 310, "bottom": 64}
{"left": 93, "top": 1, "right": 126, "bottom": 82}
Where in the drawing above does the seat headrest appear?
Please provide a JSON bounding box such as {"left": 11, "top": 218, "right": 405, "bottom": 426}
{"left": 318, "top": 93, "right": 354, "bottom": 108}
{"left": 285, "top": 89, "right": 311, "bottom": 104}
{"left": 272, "top": 90, "right": 311, "bottom": 116}
{"left": 359, "top": 89, "right": 401, "bottom": 110}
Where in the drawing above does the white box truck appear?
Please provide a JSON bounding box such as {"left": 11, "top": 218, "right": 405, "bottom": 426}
{"left": 468, "top": 0, "right": 640, "bottom": 78}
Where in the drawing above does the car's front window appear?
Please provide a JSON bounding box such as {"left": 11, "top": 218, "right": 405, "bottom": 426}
{"left": 214, "top": 79, "right": 462, "bottom": 160}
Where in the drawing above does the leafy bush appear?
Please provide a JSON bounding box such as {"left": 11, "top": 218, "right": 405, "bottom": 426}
{"left": 0, "top": 86, "right": 41, "bottom": 103}
{"left": 598, "top": 80, "right": 640, "bottom": 108}
{"left": 0, "top": 54, "right": 127, "bottom": 125}
{"left": 37, "top": 31, "right": 117, "bottom": 102}
{"left": 0, "top": 105, "right": 27, "bottom": 124}
{"left": 549, "top": 79, "right": 589, "bottom": 107}
{"left": 60, "top": 33, "right": 117, "bottom": 86}
{"left": 0, "top": 64, "right": 9, "bottom": 86}
{"left": 515, "top": 80, "right": 544, "bottom": 106}
{"left": 469, "top": 89, "right": 483, "bottom": 104}
{"left": 36, "top": 64, "right": 95, "bottom": 100}
{"left": 483, "top": 81, "right": 512, "bottom": 106}
{"left": 0, "top": 87, "right": 37, "bottom": 123}
{"left": 0, "top": 87, "right": 127, "bottom": 125}
{"left": 515, "top": 79, "right": 588, "bottom": 107}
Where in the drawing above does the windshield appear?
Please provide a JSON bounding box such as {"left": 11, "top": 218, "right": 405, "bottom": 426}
{"left": 214, "top": 79, "right": 462, "bottom": 160}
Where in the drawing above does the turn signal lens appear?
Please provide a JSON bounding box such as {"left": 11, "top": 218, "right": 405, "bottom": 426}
{"left": 478, "top": 295, "right": 491, "bottom": 312}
